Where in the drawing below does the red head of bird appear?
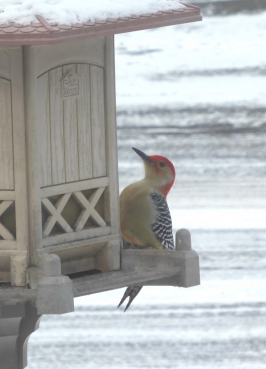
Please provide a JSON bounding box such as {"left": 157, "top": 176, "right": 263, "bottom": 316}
{"left": 132, "top": 147, "right": 175, "bottom": 198}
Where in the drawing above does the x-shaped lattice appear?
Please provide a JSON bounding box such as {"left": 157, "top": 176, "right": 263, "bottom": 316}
{"left": 41, "top": 187, "right": 106, "bottom": 237}
{"left": 0, "top": 200, "right": 15, "bottom": 240}
{"left": 42, "top": 193, "right": 73, "bottom": 237}
{"left": 73, "top": 187, "right": 106, "bottom": 231}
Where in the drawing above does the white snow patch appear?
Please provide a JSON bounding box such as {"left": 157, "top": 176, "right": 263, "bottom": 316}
{"left": 0, "top": 0, "right": 185, "bottom": 26}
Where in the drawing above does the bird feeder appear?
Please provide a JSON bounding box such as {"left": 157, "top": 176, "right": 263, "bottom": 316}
{"left": 0, "top": 3, "right": 201, "bottom": 369}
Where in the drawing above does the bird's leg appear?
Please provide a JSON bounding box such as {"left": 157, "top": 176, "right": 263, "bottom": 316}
{"left": 117, "top": 286, "right": 143, "bottom": 312}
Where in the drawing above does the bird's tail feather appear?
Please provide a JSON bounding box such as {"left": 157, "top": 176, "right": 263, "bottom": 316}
{"left": 117, "top": 286, "right": 143, "bottom": 312}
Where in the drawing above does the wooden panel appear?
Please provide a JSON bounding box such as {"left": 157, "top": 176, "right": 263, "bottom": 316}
{"left": 49, "top": 67, "right": 65, "bottom": 185}
{"left": 0, "top": 50, "right": 11, "bottom": 80}
{"left": 63, "top": 64, "right": 79, "bottom": 182}
{"left": 36, "top": 38, "right": 105, "bottom": 77}
{"left": 39, "top": 61, "right": 107, "bottom": 186}
{"left": 0, "top": 240, "right": 17, "bottom": 250}
{"left": 41, "top": 177, "right": 109, "bottom": 198}
{"left": 42, "top": 225, "right": 111, "bottom": 247}
{"left": 90, "top": 66, "right": 106, "bottom": 177}
{"left": 0, "top": 78, "right": 14, "bottom": 190}
{"left": 0, "top": 191, "right": 15, "bottom": 200}
{"left": 41, "top": 234, "right": 118, "bottom": 254}
{"left": 77, "top": 64, "right": 92, "bottom": 180}
{"left": 0, "top": 240, "right": 18, "bottom": 252}
{"left": 38, "top": 73, "right": 52, "bottom": 186}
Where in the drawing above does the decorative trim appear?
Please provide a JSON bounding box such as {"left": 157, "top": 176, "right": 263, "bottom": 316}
{"left": 0, "top": 5, "right": 201, "bottom": 46}
{"left": 42, "top": 225, "right": 111, "bottom": 247}
{"left": 42, "top": 193, "right": 73, "bottom": 237}
{"left": 41, "top": 177, "right": 109, "bottom": 197}
{"left": 0, "top": 191, "right": 15, "bottom": 200}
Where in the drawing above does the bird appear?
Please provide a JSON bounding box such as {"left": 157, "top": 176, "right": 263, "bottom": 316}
{"left": 118, "top": 147, "right": 176, "bottom": 312}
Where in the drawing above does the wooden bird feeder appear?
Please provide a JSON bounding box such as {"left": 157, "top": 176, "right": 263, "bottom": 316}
{"left": 0, "top": 3, "right": 201, "bottom": 369}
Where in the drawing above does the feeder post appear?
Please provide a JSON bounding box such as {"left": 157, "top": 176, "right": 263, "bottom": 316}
{"left": 175, "top": 229, "right": 200, "bottom": 287}
{"left": 24, "top": 45, "right": 43, "bottom": 263}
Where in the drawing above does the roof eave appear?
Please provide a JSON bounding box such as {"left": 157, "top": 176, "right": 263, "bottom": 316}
{"left": 0, "top": 4, "right": 202, "bottom": 46}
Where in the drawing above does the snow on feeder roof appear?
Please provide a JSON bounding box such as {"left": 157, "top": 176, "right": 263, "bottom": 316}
{"left": 0, "top": 0, "right": 201, "bottom": 45}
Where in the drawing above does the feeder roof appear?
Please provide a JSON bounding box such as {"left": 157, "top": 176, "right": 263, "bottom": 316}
{"left": 0, "top": 1, "right": 201, "bottom": 46}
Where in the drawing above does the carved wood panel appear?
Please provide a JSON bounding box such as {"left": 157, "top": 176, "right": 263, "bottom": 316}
{"left": 38, "top": 63, "right": 106, "bottom": 188}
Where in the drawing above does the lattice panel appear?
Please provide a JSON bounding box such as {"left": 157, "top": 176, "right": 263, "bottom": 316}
{"left": 41, "top": 187, "right": 106, "bottom": 237}
{"left": 0, "top": 200, "right": 16, "bottom": 240}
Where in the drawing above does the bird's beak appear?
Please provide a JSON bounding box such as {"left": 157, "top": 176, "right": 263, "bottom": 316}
{"left": 132, "top": 147, "right": 153, "bottom": 164}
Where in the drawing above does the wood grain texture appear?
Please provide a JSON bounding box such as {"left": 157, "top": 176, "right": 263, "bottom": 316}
{"left": 0, "top": 78, "right": 14, "bottom": 190}
{"left": 38, "top": 72, "right": 52, "bottom": 186}
{"left": 91, "top": 65, "right": 106, "bottom": 178}
{"left": 49, "top": 66, "right": 65, "bottom": 185}
{"left": 39, "top": 62, "right": 107, "bottom": 186}
{"left": 77, "top": 64, "right": 92, "bottom": 180}
{"left": 10, "top": 47, "right": 29, "bottom": 253}
{"left": 63, "top": 64, "right": 79, "bottom": 182}
{"left": 24, "top": 46, "right": 43, "bottom": 252}
{"left": 104, "top": 36, "right": 120, "bottom": 236}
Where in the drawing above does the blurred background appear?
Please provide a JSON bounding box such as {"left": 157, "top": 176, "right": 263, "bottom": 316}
{"left": 28, "top": 1, "right": 266, "bottom": 368}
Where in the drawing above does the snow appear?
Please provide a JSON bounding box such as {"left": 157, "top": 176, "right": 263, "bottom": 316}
{"left": 0, "top": 0, "right": 185, "bottom": 26}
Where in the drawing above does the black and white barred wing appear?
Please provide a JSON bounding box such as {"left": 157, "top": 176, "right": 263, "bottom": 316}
{"left": 150, "top": 192, "right": 175, "bottom": 250}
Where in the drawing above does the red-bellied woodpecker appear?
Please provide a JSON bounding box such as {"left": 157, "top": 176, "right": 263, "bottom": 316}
{"left": 118, "top": 147, "right": 176, "bottom": 312}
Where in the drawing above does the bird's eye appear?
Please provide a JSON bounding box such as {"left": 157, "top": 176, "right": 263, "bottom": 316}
{"left": 159, "top": 161, "right": 166, "bottom": 168}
